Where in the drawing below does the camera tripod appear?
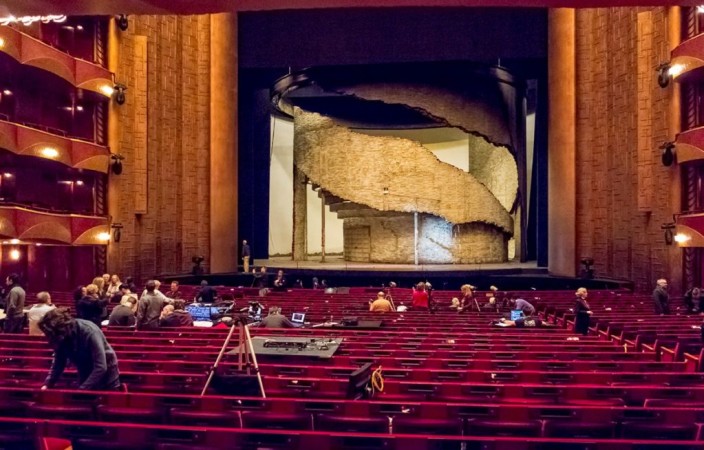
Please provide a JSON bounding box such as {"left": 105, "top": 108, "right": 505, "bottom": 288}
{"left": 200, "top": 316, "right": 266, "bottom": 398}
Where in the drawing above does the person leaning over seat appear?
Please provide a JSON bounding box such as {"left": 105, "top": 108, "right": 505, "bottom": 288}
{"left": 369, "top": 291, "right": 394, "bottom": 312}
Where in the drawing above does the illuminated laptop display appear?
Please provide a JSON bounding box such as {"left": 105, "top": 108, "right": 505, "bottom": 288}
{"left": 291, "top": 312, "right": 306, "bottom": 324}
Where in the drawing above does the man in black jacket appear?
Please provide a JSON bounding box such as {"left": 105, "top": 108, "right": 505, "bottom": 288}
{"left": 3, "top": 273, "right": 25, "bottom": 333}
{"left": 653, "top": 278, "right": 670, "bottom": 315}
{"left": 39, "top": 308, "right": 120, "bottom": 391}
{"left": 195, "top": 280, "right": 217, "bottom": 304}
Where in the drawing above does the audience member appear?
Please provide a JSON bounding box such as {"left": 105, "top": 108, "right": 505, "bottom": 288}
{"left": 39, "top": 308, "right": 120, "bottom": 391}
{"left": 112, "top": 284, "right": 137, "bottom": 304}
{"left": 136, "top": 281, "right": 166, "bottom": 330}
{"left": 108, "top": 296, "right": 138, "bottom": 327}
{"left": 28, "top": 291, "right": 55, "bottom": 336}
{"left": 510, "top": 297, "right": 536, "bottom": 316}
{"left": 411, "top": 282, "right": 429, "bottom": 310}
{"left": 273, "top": 270, "right": 287, "bottom": 291}
{"left": 76, "top": 284, "right": 108, "bottom": 327}
{"left": 369, "top": 291, "right": 394, "bottom": 312}
{"left": 195, "top": 280, "right": 217, "bottom": 303}
{"left": 166, "top": 281, "right": 183, "bottom": 299}
{"left": 106, "top": 274, "right": 122, "bottom": 298}
{"left": 160, "top": 300, "right": 194, "bottom": 327}
{"left": 102, "top": 273, "right": 111, "bottom": 287}
{"left": 256, "top": 306, "right": 297, "bottom": 328}
{"left": 653, "top": 278, "right": 670, "bottom": 315}
{"left": 573, "top": 287, "right": 592, "bottom": 336}
{"left": 142, "top": 280, "right": 168, "bottom": 302}
{"left": 684, "top": 287, "right": 701, "bottom": 313}
{"left": 92, "top": 276, "right": 107, "bottom": 299}
{"left": 124, "top": 276, "right": 137, "bottom": 293}
{"left": 3, "top": 273, "right": 25, "bottom": 333}
{"left": 253, "top": 267, "right": 269, "bottom": 289}
{"left": 312, "top": 277, "right": 320, "bottom": 289}
{"left": 497, "top": 317, "right": 552, "bottom": 328}
{"left": 459, "top": 284, "right": 474, "bottom": 312}
{"left": 73, "top": 285, "right": 87, "bottom": 308}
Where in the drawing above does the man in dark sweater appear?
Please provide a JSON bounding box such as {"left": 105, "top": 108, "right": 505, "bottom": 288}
{"left": 39, "top": 308, "right": 120, "bottom": 391}
{"left": 653, "top": 278, "right": 670, "bottom": 315}
{"left": 195, "top": 280, "right": 217, "bottom": 304}
{"left": 108, "top": 296, "right": 137, "bottom": 327}
{"left": 3, "top": 273, "right": 25, "bottom": 333}
{"left": 160, "top": 300, "right": 194, "bottom": 327}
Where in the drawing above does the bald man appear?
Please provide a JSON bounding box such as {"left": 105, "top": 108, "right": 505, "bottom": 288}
{"left": 653, "top": 279, "right": 670, "bottom": 315}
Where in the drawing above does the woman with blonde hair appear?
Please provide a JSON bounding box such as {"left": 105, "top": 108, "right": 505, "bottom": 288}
{"left": 92, "top": 276, "right": 106, "bottom": 299}
{"left": 459, "top": 284, "right": 475, "bottom": 312}
{"left": 106, "top": 274, "right": 122, "bottom": 298}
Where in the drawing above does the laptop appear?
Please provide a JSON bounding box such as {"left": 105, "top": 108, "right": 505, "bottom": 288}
{"left": 510, "top": 309, "right": 524, "bottom": 321}
{"left": 186, "top": 305, "right": 216, "bottom": 322}
{"left": 291, "top": 312, "right": 306, "bottom": 324}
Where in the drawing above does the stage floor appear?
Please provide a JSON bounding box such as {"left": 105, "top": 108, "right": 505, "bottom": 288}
{"left": 256, "top": 257, "right": 543, "bottom": 273}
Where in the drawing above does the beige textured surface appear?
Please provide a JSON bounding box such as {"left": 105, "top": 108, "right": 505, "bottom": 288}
{"left": 467, "top": 135, "right": 518, "bottom": 211}
{"left": 344, "top": 215, "right": 508, "bottom": 264}
{"left": 293, "top": 109, "right": 513, "bottom": 234}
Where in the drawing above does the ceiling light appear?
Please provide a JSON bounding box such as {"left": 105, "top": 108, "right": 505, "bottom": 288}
{"left": 698, "top": 5, "right": 704, "bottom": 13}
{"left": 2, "top": 90, "right": 12, "bottom": 96}
{"left": 99, "top": 85, "right": 114, "bottom": 96}
{"left": 97, "top": 232, "right": 111, "bottom": 242}
{"left": 0, "top": 37, "right": 5, "bottom": 48}
{"left": 9, "top": 249, "right": 20, "bottom": 261}
{"left": 40, "top": 147, "right": 59, "bottom": 158}
{"left": 9, "top": 239, "right": 19, "bottom": 244}
{"left": 75, "top": 105, "right": 84, "bottom": 112}
{"left": 75, "top": 180, "right": 84, "bottom": 186}
{"left": 76, "top": 25, "right": 84, "bottom": 31}
{"left": 3, "top": 173, "right": 12, "bottom": 178}
{"left": 35, "top": 243, "right": 42, "bottom": 246}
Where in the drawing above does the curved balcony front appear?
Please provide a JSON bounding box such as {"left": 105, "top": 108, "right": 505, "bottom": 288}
{"left": 0, "top": 119, "right": 110, "bottom": 173}
{"left": 0, "top": 205, "right": 108, "bottom": 245}
{"left": 675, "top": 212, "right": 704, "bottom": 247}
{"left": 671, "top": 33, "right": 704, "bottom": 82}
{"left": 674, "top": 125, "right": 704, "bottom": 164}
{"left": 0, "top": 26, "right": 113, "bottom": 97}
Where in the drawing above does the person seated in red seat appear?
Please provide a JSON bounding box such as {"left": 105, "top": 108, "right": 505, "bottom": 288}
{"left": 411, "top": 282, "right": 429, "bottom": 310}
{"left": 28, "top": 291, "right": 55, "bottom": 336}
{"left": 160, "top": 299, "right": 194, "bottom": 327}
{"left": 166, "top": 280, "right": 183, "bottom": 300}
{"left": 255, "top": 306, "right": 297, "bottom": 328}
{"left": 108, "top": 296, "right": 137, "bottom": 327}
{"left": 458, "top": 284, "right": 475, "bottom": 312}
{"left": 272, "top": 270, "right": 287, "bottom": 291}
{"left": 369, "top": 291, "right": 394, "bottom": 312}
{"left": 39, "top": 307, "right": 121, "bottom": 391}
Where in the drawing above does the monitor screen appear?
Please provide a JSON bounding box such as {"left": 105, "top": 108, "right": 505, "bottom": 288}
{"left": 510, "top": 309, "right": 524, "bottom": 321}
{"left": 186, "top": 305, "right": 216, "bottom": 321}
{"left": 291, "top": 312, "right": 305, "bottom": 323}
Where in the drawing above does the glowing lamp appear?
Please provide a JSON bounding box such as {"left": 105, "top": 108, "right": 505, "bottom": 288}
{"left": 9, "top": 239, "right": 19, "bottom": 244}
{"left": 99, "top": 85, "right": 114, "bottom": 96}
{"left": 668, "top": 63, "right": 686, "bottom": 78}
{"left": 674, "top": 233, "right": 691, "bottom": 244}
{"left": 97, "top": 232, "right": 111, "bottom": 242}
{"left": 9, "top": 249, "right": 20, "bottom": 261}
{"left": 40, "top": 147, "right": 59, "bottom": 158}
{"left": 0, "top": 37, "right": 4, "bottom": 48}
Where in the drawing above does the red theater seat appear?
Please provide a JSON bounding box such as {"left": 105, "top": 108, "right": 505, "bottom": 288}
{"left": 392, "top": 416, "right": 465, "bottom": 435}
{"left": 168, "top": 408, "right": 240, "bottom": 427}
{"left": 315, "top": 414, "right": 389, "bottom": 433}
{"left": 543, "top": 420, "right": 615, "bottom": 438}
{"left": 466, "top": 419, "right": 543, "bottom": 437}
{"left": 620, "top": 422, "right": 700, "bottom": 440}
{"left": 241, "top": 411, "right": 313, "bottom": 431}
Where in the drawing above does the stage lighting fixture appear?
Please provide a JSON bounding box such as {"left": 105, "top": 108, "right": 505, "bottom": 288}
{"left": 656, "top": 63, "right": 671, "bottom": 88}
{"left": 660, "top": 142, "right": 675, "bottom": 166}
{"left": 110, "top": 154, "right": 125, "bottom": 175}
{"left": 117, "top": 15, "right": 129, "bottom": 31}
{"left": 113, "top": 83, "right": 127, "bottom": 105}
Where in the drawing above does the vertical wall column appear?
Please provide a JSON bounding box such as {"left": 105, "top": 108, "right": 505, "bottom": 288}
{"left": 106, "top": 18, "right": 121, "bottom": 274}
{"left": 547, "top": 8, "right": 577, "bottom": 276}
{"left": 292, "top": 167, "right": 308, "bottom": 260}
{"left": 209, "top": 13, "right": 238, "bottom": 273}
{"left": 668, "top": 6, "right": 683, "bottom": 293}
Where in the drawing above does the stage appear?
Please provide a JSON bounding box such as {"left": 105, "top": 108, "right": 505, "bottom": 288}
{"left": 167, "top": 258, "right": 631, "bottom": 291}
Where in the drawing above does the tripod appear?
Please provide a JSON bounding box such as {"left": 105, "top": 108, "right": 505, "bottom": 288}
{"left": 200, "top": 316, "right": 266, "bottom": 398}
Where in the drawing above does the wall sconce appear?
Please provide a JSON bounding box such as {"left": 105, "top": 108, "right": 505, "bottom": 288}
{"left": 113, "top": 83, "right": 127, "bottom": 105}
{"left": 660, "top": 142, "right": 675, "bottom": 166}
{"left": 111, "top": 223, "right": 123, "bottom": 243}
{"left": 657, "top": 63, "right": 671, "bottom": 88}
{"left": 9, "top": 248, "right": 21, "bottom": 261}
{"left": 97, "top": 232, "right": 111, "bottom": 242}
{"left": 110, "top": 154, "right": 125, "bottom": 175}
{"left": 116, "top": 15, "right": 129, "bottom": 31}
{"left": 662, "top": 222, "right": 676, "bottom": 245}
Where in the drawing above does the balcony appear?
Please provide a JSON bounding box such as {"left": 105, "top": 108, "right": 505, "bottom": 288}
{"left": 0, "top": 119, "right": 110, "bottom": 173}
{"left": 0, "top": 205, "right": 109, "bottom": 245}
{"left": 0, "top": 26, "right": 113, "bottom": 97}
{"left": 674, "top": 125, "right": 704, "bottom": 164}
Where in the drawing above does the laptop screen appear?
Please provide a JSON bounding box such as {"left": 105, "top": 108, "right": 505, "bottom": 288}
{"left": 186, "top": 305, "right": 216, "bottom": 321}
{"left": 291, "top": 312, "right": 305, "bottom": 324}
